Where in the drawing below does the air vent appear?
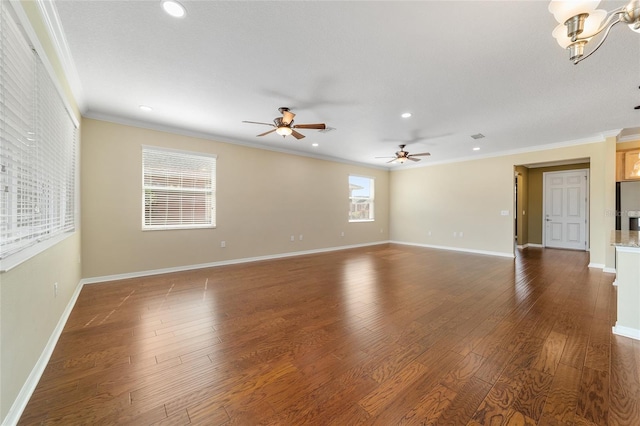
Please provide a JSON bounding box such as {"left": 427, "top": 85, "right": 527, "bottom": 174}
{"left": 471, "top": 133, "right": 485, "bottom": 140}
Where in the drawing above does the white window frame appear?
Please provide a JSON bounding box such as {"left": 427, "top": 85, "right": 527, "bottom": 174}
{"left": 142, "top": 146, "right": 216, "bottom": 231}
{"left": 349, "top": 175, "right": 375, "bottom": 222}
{"left": 0, "top": 0, "right": 79, "bottom": 272}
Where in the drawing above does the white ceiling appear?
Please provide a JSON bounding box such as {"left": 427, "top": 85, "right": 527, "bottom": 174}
{"left": 52, "top": 0, "right": 640, "bottom": 168}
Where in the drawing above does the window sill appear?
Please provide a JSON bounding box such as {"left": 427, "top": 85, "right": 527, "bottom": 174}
{"left": 142, "top": 225, "right": 217, "bottom": 231}
{"left": 0, "top": 232, "right": 76, "bottom": 273}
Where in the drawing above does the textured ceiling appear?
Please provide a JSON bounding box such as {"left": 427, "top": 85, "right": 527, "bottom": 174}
{"left": 53, "top": 0, "right": 640, "bottom": 167}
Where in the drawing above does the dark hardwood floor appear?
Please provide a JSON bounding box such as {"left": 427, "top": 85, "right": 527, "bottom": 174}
{"left": 18, "top": 244, "right": 640, "bottom": 425}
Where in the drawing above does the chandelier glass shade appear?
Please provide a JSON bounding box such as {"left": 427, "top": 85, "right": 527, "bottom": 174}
{"left": 549, "top": 0, "right": 640, "bottom": 63}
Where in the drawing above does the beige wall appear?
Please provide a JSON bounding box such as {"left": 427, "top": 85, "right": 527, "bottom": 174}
{"left": 0, "top": 236, "right": 82, "bottom": 418}
{"left": 390, "top": 157, "right": 514, "bottom": 255}
{"left": 81, "top": 118, "right": 390, "bottom": 278}
{"left": 390, "top": 140, "right": 616, "bottom": 267}
{"left": 604, "top": 136, "right": 617, "bottom": 268}
{"left": 526, "top": 163, "right": 590, "bottom": 245}
{"left": 0, "top": 1, "right": 82, "bottom": 422}
{"left": 515, "top": 166, "right": 529, "bottom": 246}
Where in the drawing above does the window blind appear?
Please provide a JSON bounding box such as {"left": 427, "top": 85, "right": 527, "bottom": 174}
{"left": 142, "top": 147, "right": 216, "bottom": 230}
{"left": 0, "top": 1, "right": 78, "bottom": 260}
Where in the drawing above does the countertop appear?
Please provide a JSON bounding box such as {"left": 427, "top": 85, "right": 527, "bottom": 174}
{"left": 611, "top": 230, "right": 640, "bottom": 248}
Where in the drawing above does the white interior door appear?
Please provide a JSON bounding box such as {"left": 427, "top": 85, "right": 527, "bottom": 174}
{"left": 544, "top": 169, "right": 588, "bottom": 250}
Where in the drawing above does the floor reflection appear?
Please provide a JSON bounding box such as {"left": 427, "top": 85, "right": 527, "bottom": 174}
{"left": 339, "top": 255, "right": 380, "bottom": 330}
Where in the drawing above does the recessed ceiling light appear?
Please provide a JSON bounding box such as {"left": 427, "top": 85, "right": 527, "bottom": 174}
{"left": 473, "top": 147, "right": 480, "bottom": 151}
{"left": 312, "top": 143, "right": 319, "bottom": 147}
{"left": 139, "top": 105, "right": 153, "bottom": 112}
{"left": 161, "top": 0, "right": 186, "bottom": 18}
{"left": 401, "top": 112, "right": 412, "bottom": 118}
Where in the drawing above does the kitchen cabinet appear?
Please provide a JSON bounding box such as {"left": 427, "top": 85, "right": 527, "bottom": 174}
{"left": 624, "top": 150, "right": 640, "bottom": 180}
{"left": 611, "top": 230, "right": 640, "bottom": 341}
{"left": 616, "top": 149, "right": 640, "bottom": 181}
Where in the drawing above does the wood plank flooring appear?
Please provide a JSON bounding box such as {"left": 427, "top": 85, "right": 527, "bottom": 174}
{"left": 18, "top": 244, "right": 640, "bottom": 425}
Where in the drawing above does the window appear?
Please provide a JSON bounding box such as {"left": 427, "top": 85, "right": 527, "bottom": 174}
{"left": 349, "top": 175, "right": 374, "bottom": 222}
{"left": 142, "top": 147, "right": 216, "bottom": 230}
{"left": 0, "top": 1, "right": 78, "bottom": 262}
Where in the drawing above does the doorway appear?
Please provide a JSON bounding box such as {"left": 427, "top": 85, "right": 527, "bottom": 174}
{"left": 514, "top": 173, "right": 518, "bottom": 244}
{"left": 543, "top": 169, "right": 589, "bottom": 250}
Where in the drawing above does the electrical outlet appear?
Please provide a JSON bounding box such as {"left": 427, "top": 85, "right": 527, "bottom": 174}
{"left": 53, "top": 282, "right": 58, "bottom": 297}
{"left": 290, "top": 235, "right": 295, "bottom": 242}
{"left": 501, "top": 210, "right": 509, "bottom": 216}
{"left": 220, "top": 241, "right": 226, "bottom": 248}
{"left": 341, "top": 231, "right": 344, "bottom": 237}
{"left": 299, "top": 234, "right": 303, "bottom": 241}
{"left": 459, "top": 231, "right": 463, "bottom": 238}
{"left": 453, "top": 232, "right": 457, "bottom": 238}
{"left": 428, "top": 230, "right": 432, "bottom": 236}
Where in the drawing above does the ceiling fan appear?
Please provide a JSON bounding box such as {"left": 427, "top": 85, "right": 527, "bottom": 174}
{"left": 377, "top": 145, "right": 431, "bottom": 164}
{"left": 242, "top": 107, "right": 326, "bottom": 139}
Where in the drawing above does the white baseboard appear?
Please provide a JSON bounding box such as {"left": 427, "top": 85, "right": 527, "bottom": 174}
{"left": 390, "top": 241, "right": 514, "bottom": 259}
{"left": 80, "top": 241, "right": 390, "bottom": 285}
{"left": 515, "top": 243, "right": 543, "bottom": 249}
{"left": 2, "top": 279, "right": 84, "bottom": 426}
{"left": 587, "top": 263, "right": 616, "bottom": 274}
{"left": 613, "top": 324, "right": 640, "bottom": 341}
{"left": 82, "top": 240, "right": 519, "bottom": 285}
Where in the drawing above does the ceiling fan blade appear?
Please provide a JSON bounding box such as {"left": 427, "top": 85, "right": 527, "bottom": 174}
{"left": 411, "top": 152, "right": 431, "bottom": 156}
{"left": 243, "top": 121, "right": 275, "bottom": 127}
{"left": 407, "top": 157, "right": 421, "bottom": 162}
{"left": 375, "top": 156, "right": 395, "bottom": 159}
{"left": 386, "top": 158, "right": 397, "bottom": 164}
{"left": 257, "top": 129, "right": 277, "bottom": 137}
{"left": 293, "top": 123, "right": 326, "bottom": 130}
{"left": 291, "top": 129, "right": 305, "bottom": 139}
{"left": 282, "top": 110, "right": 295, "bottom": 125}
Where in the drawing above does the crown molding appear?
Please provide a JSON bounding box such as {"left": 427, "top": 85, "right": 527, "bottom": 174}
{"left": 393, "top": 132, "right": 609, "bottom": 171}
{"left": 83, "top": 111, "right": 389, "bottom": 171}
{"left": 35, "top": 0, "right": 86, "bottom": 113}
{"left": 618, "top": 132, "right": 640, "bottom": 143}
{"left": 600, "top": 129, "right": 623, "bottom": 139}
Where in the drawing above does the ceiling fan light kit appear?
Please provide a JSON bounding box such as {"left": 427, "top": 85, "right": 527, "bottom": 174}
{"left": 275, "top": 127, "right": 293, "bottom": 136}
{"left": 376, "top": 145, "right": 431, "bottom": 165}
{"left": 242, "top": 107, "right": 326, "bottom": 140}
{"left": 549, "top": 0, "right": 640, "bottom": 64}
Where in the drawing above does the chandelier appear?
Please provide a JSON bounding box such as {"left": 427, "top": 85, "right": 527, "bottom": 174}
{"left": 549, "top": 0, "right": 640, "bottom": 64}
